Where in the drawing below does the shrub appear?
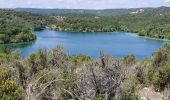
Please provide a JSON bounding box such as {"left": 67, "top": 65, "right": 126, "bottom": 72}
{"left": 0, "top": 66, "right": 24, "bottom": 100}
{"left": 153, "top": 65, "right": 170, "bottom": 91}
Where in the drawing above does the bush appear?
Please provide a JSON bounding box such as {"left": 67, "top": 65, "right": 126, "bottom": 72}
{"left": 122, "top": 94, "right": 139, "bottom": 100}
{"left": 0, "top": 80, "right": 24, "bottom": 100}
{"left": 153, "top": 65, "right": 170, "bottom": 91}
{"left": 123, "top": 54, "right": 136, "bottom": 65}
{"left": 0, "top": 66, "right": 24, "bottom": 100}
{"left": 152, "top": 44, "right": 170, "bottom": 68}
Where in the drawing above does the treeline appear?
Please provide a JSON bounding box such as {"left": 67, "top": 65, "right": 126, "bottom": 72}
{"left": 119, "top": 12, "right": 170, "bottom": 39}
{"left": 14, "top": 6, "right": 170, "bottom": 16}
{"left": 1, "top": 8, "right": 170, "bottom": 44}
{"left": 0, "top": 20, "right": 36, "bottom": 44}
{"left": 49, "top": 11, "right": 170, "bottom": 40}
{"left": 0, "top": 45, "right": 169, "bottom": 100}
{"left": 48, "top": 14, "right": 121, "bottom": 32}
{"left": 0, "top": 9, "right": 57, "bottom": 44}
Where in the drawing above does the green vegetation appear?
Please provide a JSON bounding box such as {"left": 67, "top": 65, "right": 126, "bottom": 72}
{"left": 48, "top": 7, "right": 170, "bottom": 40}
{"left": 0, "top": 9, "right": 57, "bottom": 44}
{"left": 14, "top": 6, "right": 170, "bottom": 16}
{"left": 48, "top": 14, "right": 122, "bottom": 32}
{"left": 0, "top": 8, "right": 170, "bottom": 99}
{"left": 0, "top": 44, "right": 169, "bottom": 100}
{"left": 0, "top": 19, "right": 36, "bottom": 44}
{"left": 119, "top": 13, "right": 170, "bottom": 39}
{"left": 14, "top": 8, "right": 134, "bottom": 16}
{"left": 1, "top": 7, "right": 170, "bottom": 44}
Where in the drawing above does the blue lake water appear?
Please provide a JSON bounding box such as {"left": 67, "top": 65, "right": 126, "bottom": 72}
{"left": 1, "top": 29, "right": 168, "bottom": 59}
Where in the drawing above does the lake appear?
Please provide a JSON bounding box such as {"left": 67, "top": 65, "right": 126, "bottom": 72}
{"left": 1, "top": 29, "right": 168, "bottom": 59}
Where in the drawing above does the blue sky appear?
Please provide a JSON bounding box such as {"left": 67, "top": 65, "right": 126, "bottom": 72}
{"left": 0, "top": 0, "right": 170, "bottom": 9}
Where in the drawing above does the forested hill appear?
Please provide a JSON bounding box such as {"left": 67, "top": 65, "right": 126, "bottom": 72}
{"left": 48, "top": 8, "right": 170, "bottom": 39}
{"left": 15, "top": 6, "right": 170, "bottom": 16}
{"left": 1, "top": 6, "right": 170, "bottom": 44}
{"left": 15, "top": 8, "right": 131, "bottom": 16}
{"left": 0, "top": 9, "right": 56, "bottom": 29}
{"left": 0, "top": 9, "right": 56, "bottom": 44}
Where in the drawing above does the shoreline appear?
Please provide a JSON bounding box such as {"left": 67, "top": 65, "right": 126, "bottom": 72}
{"left": 48, "top": 27, "right": 170, "bottom": 42}
{"left": 126, "top": 32, "right": 170, "bottom": 42}
{"left": 0, "top": 28, "right": 168, "bottom": 60}
{"left": 1, "top": 28, "right": 170, "bottom": 48}
{"left": 0, "top": 40, "right": 36, "bottom": 47}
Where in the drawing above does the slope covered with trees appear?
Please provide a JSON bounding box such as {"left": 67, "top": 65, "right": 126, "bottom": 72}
{"left": 0, "top": 45, "right": 169, "bottom": 100}
{"left": 2, "top": 7, "right": 170, "bottom": 43}
{"left": 0, "top": 20, "right": 36, "bottom": 44}
{"left": 0, "top": 9, "right": 57, "bottom": 44}
{"left": 48, "top": 7, "right": 170, "bottom": 40}
{"left": 48, "top": 14, "right": 121, "bottom": 32}
{"left": 15, "top": 6, "right": 170, "bottom": 16}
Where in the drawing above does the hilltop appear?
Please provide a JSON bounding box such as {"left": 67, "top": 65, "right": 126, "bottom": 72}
{"left": 14, "top": 6, "right": 170, "bottom": 16}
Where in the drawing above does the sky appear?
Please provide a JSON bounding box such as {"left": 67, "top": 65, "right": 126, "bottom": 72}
{"left": 0, "top": 0, "right": 170, "bottom": 9}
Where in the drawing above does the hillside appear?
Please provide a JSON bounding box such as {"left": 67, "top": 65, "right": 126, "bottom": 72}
{"left": 48, "top": 9, "right": 170, "bottom": 39}
{"left": 1, "top": 6, "right": 170, "bottom": 44}
{"left": 0, "top": 9, "right": 56, "bottom": 44}
{"left": 15, "top": 6, "right": 170, "bottom": 16}
{"left": 0, "top": 9, "right": 56, "bottom": 29}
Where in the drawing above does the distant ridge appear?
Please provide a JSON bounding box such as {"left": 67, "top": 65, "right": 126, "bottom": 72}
{"left": 14, "top": 6, "right": 170, "bottom": 16}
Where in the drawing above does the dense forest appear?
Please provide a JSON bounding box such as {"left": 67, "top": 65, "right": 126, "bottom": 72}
{"left": 48, "top": 14, "right": 121, "bottom": 32}
{"left": 14, "top": 8, "right": 136, "bottom": 16}
{"left": 1, "top": 7, "right": 170, "bottom": 44}
{"left": 49, "top": 10, "right": 170, "bottom": 40}
{"left": 0, "top": 9, "right": 56, "bottom": 44}
{"left": 15, "top": 7, "right": 170, "bottom": 40}
{"left": 0, "top": 45, "right": 170, "bottom": 100}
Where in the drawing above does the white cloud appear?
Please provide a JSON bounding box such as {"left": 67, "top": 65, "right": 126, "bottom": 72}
{"left": 164, "top": 0, "right": 170, "bottom": 2}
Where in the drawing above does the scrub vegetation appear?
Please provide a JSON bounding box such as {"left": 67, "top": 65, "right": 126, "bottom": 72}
{"left": 0, "top": 45, "right": 170, "bottom": 100}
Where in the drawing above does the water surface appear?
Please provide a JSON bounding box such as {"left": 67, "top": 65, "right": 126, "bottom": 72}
{"left": 1, "top": 29, "right": 168, "bottom": 59}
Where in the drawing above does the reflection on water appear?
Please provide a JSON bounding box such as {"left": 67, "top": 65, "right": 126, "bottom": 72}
{"left": 0, "top": 41, "right": 35, "bottom": 49}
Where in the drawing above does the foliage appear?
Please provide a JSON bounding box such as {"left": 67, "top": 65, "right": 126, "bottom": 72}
{"left": 1, "top": 7, "right": 170, "bottom": 99}
{"left": 0, "top": 45, "right": 169, "bottom": 99}
{"left": 0, "top": 9, "right": 57, "bottom": 44}
{"left": 152, "top": 44, "right": 170, "bottom": 67}
{"left": 2, "top": 7, "right": 170, "bottom": 44}
{"left": 48, "top": 8, "right": 170, "bottom": 40}
{"left": 14, "top": 7, "right": 170, "bottom": 16}
{"left": 153, "top": 65, "right": 170, "bottom": 91}
{"left": 0, "top": 66, "right": 24, "bottom": 100}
